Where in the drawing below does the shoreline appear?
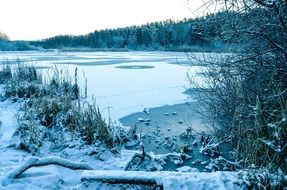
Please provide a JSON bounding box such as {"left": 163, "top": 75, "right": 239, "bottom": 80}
{"left": 119, "top": 102, "right": 208, "bottom": 151}
{"left": 119, "top": 102, "right": 212, "bottom": 171}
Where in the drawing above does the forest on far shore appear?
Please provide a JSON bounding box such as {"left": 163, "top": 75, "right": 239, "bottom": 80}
{"left": 30, "top": 11, "right": 246, "bottom": 52}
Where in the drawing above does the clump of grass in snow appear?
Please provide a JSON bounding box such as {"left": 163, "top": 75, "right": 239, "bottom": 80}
{"left": 0, "top": 65, "right": 12, "bottom": 84}
{"left": 2, "top": 62, "right": 42, "bottom": 99}
{"left": 15, "top": 117, "right": 43, "bottom": 153}
{"left": 80, "top": 101, "right": 115, "bottom": 147}
{"left": 0, "top": 62, "right": 123, "bottom": 152}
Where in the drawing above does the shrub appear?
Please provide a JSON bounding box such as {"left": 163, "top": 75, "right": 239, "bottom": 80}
{"left": 190, "top": 0, "right": 287, "bottom": 173}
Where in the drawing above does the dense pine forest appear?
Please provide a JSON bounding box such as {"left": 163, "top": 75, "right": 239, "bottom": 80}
{"left": 31, "top": 11, "right": 237, "bottom": 51}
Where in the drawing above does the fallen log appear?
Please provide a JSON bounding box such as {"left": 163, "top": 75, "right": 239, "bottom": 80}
{"left": 81, "top": 170, "right": 240, "bottom": 190}
{"left": 2, "top": 156, "right": 94, "bottom": 186}
{"left": 82, "top": 170, "right": 163, "bottom": 189}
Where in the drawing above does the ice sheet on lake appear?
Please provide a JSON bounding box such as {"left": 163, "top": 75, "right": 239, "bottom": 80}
{"left": 0, "top": 51, "right": 205, "bottom": 120}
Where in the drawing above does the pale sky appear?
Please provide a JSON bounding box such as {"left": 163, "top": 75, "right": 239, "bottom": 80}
{"left": 0, "top": 0, "right": 205, "bottom": 41}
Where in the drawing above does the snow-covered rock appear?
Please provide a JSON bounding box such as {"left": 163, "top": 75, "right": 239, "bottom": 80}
{"left": 176, "top": 166, "right": 200, "bottom": 172}
{"left": 98, "top": 150, "right": 113, "bottom": 161}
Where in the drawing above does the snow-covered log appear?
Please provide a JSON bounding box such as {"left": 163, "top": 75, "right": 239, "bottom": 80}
{"left": 2, "top": 156, "right": 94, "bottom": 185}
{"left": 82, "top": 170, "right": 161, "bottom": 188}
{"left": 81, "top": 170, "right": 240, "bottom": 190}
{"left": 3, "top": 157, "right": 39, "bottom": 182}
{"left": 32, "top": 157, "right": 94, "bottom": 170}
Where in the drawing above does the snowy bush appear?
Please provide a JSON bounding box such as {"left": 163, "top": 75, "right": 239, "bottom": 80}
{"left": 236, "top": 169, "right": 287, "bottom": 190}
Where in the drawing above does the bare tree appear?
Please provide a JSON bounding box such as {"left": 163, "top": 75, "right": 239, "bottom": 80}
{"left": 191, "top": 0, "right": 287, "bottom": 172}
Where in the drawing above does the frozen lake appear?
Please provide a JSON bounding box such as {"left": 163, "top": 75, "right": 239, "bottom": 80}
{"left": 0, "top": 51, "right": 203, "bottom": 121}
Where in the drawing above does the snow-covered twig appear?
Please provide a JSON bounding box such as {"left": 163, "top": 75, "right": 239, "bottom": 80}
{"left": 217, "top": 156, "right": 243, "bottom": 168}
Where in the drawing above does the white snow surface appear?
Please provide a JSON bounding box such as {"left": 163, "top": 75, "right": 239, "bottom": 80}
{"left": 0, "top": 99, "right": 130, "bottom": 189}
{"left": 0, "top": 98, "right": 241, "bottom": 189}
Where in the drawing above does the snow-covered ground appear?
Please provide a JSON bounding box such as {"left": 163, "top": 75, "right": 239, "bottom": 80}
{"left": 0, "top": 51, "right": 243, "bottom": 189}
{"left": 0, "top": 98, "right": 241, "bottom": 189}
{"left": 0, "top": 98, "right": 240, "bottom": 189}
{"left": 0, "top": 98, "right": 138, "bottom": 189}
